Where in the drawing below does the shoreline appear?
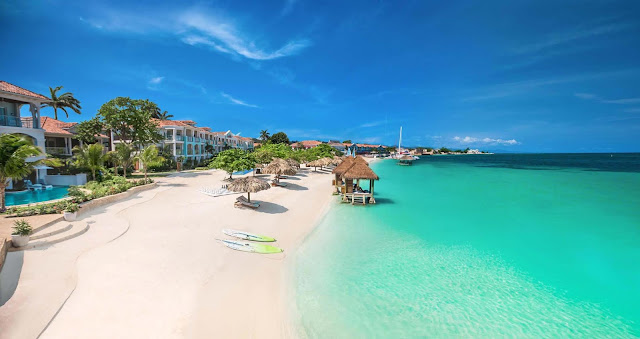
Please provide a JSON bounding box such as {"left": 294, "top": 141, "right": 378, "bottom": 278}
{"left": 0, "top": 166, "right": 338, "bottom": 338}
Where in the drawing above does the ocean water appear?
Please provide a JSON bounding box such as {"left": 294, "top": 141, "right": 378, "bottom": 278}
{"left": 293, "top": 154, "right": 640, "bottom": 338}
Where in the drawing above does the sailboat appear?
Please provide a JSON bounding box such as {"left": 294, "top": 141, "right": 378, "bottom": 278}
{"left": 393, "top": 126, "right": 419, "bottom": 159}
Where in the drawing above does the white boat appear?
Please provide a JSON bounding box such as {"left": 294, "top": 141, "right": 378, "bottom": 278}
{"left": 392, "top": 126, "right": 418, "bottom": 159}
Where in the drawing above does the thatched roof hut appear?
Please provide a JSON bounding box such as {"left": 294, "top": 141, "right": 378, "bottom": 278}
{"left": 399, "top": 155, "right": 414, "bottom": 160}
{"left": 331, "top": 156, "right": 342, "bottom": 165}
{"left": 341, "top": 162, "right": 379, "bottom": 180}
{"left": 228, "top": 177, "right": 271, "bottom": 202}
{"left": 332, "top": 156, "right": 355, "bottom": 175}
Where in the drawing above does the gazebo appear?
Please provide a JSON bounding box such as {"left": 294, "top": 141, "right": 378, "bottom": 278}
{"left": 397, "top": 155, "right": 415, "bottom": 166}
{"left": 340, "top": 160, "right": 379, "bottom": 205}
{"left": 331, "top": 156, "right": 354, "bottom": 193}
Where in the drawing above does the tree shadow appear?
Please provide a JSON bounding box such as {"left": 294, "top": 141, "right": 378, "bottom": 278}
{"left": 280, "top": 176, "right": 301, "bottom": 181}
{"left": 281, "top": 183, "right": 308, "bottom": 191}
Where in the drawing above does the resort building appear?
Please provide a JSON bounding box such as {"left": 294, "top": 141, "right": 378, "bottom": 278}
{"left": 292, "top": 140, "right": 323, "bottom": 150}
{"left": 0, "top": 81, "right": 48, "bottom": 157}
{"left": 328, "top": 142, "right": 348, "bottom": 152}
{"left": 41, "top": 117, "right": 111, "bottom": 156}
{"left": 354, "top": 143, "right": 385, "bottom": 155}
{"left": 151, "top": 122, "right": 254, "bottom": 163}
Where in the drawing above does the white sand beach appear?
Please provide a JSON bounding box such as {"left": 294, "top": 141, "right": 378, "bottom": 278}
{"left": 0, "top": 167, "right": 336, "bottom": 338}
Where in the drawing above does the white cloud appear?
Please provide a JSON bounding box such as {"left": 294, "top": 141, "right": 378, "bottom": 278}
{"left": 574, "top": 93, "right": 640, "bottom": 105}
{"left": 81, "top": 6, "right": 311, "bottom": 61}
{"left": 453, "top": 136, "right": 519, "bottom": 146}
{"left": 603, "top": 97, "right": 640, "bottom": 104}
{"left": 359, "top": 121, "right": 385, "bottom": 128}
{"left": 178, "top": 10, "right": 311, "bottom": 60}
{"left": 574, "top": 92, "right": 599, "bottom": 100}
{"left": 220, "top": 92, "right": 259, "bottom": 108}
{"left": 512, "top": 22, "right": 633, "bottom": 55}
{"left": 149, "top": 76, "right": 164, "bottom": 85}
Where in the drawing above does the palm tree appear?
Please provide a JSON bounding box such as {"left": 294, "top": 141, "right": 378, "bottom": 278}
{"left": 107, "top": 143, "right": 134, "bottom": 178}
{"left": 73, "top": 143, "right": 105, "bottom": 181}
{"left": 134, "top": 145, "right": 165, "bottom": 180}
{"left": 153, "top": 109, "right": 173, "bottom": 120}
{"left": 0, "top": 134, "right": 45, "bottom": 211}
{"left": 41, "top": 86, "right": 82, "bottom": 120}
{"left": 259, "top": 129, "right": 270, "bottom": 142}
{"left": 204, "top": 144, "right": 214, "bottom": 155}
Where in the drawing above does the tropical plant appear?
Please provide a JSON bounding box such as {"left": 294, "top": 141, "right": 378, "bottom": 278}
{"left": 75, "top": 116, "right": 105, "bottom": 144}
{"left": 269, "top": 131, "right": 290, "bottom": 144}
{"left": 98, "top": 97, "right": 162, "bottom": 148}
{"left": 107, "top": 143, "right": 134, "bottom": 178}
{"left": 73, "top": 143, "right": 106, "bottom": 181}
{"left": 204, "top": 144, "right": 214, "bottom": 155}
{"left": 0, "top": 134, "right": 45, "bottom": 211}
{"left": 134, "top": 145, "right": 165, "bottom": 180}
{"left": 342, "top": 140, "right": 352, "bottom": 144}
{"left": 41, "top": 86, "right": 82, "bottom": 120}
{"left": 208, "top": 149, "right": 254, "bottom": 179}
{"left": 12, "top": 219, "right": 32, "bottom": 236}
{"left": 259, "top": 129, "right": 270, "bottom": 142}
{"left": 63, "top": 202, "right": 79, "bottom": 213}
{"left": 153, "top": 110, "right": 173, "bottom": 120}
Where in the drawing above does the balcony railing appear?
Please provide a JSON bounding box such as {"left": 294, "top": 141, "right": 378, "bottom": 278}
{"left": 46, "top": 146, "right": 70, "bottom": 155}
{"left": 186, "top": 136, "right": 194, "bottom": 142}
{"left": 194, "top": 137, "right": 201, "bottom": 142}
{"left": 175, "top": 136, "right": 184, "bottom": 141}
{"left": 1, "top": 115, "right": 23, "bottom": 127}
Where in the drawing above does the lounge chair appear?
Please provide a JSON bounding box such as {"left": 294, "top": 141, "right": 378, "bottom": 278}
{"left": 24, "top": 180, "right": 42, "bottom": 191}
{"left": 37, "top": 179, "right": 53, "bottom": 189}
{"left": 271, "top": 181, "right": 288, "bottom": 187}
{"left": 234, "top": 200, "right": 260, "bottom": 209}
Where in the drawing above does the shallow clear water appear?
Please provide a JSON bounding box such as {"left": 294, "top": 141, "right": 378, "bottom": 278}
{"left": 294, "top": 154, "right": 640, "bottom": 338}
{"left": 5, "top": 186, "right": 69, "bottom": 206}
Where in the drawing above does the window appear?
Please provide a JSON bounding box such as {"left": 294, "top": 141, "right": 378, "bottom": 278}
{"left": 0, "top": 107, "right": 5, "bottom": 115}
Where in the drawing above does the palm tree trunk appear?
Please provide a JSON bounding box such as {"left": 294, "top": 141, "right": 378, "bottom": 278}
{"left": 144, "top": 169, "right": 148, "bottom": 181}
{"left": 92, "top": 169, "right": 96, "bottom": 181}
{"left": 247, "top": 192, "right": 251, "bottom": 202}
{"left": 0, "top": 183, "right": 6, "bottom": 212}
{"left": 53, "top": 107, "right": 58, "bottom": 120}
{"left": 123, "top": 165, "right": 127, "bottom": 178}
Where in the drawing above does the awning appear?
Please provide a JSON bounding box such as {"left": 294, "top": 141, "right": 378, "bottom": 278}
{"left": 33, "top": 165, "right": 53, "bottom": 170}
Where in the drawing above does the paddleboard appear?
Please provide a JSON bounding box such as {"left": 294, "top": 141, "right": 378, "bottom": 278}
{"left": 217, "top": 239, "right": 283, "bottom": 254}
{"left": 222, "top": 229, "right": 276, "bottom": 242}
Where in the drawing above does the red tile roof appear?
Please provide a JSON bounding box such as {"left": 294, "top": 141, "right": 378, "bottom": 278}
{"left": 356, "top": 143, "right": 383, "bottom": 148}
{"left": 297, "top": 140, "right": 323, "bottom": 147}
{"left": 0, "top": 81, "right": 48, "bottom": 100}
{"left": 152, "top": 119, "right": 191, "bottom": 127}
{"left": 175, "top": 120, "right": 197, "bottom": 126}
{"left": 40, "top": 117, "right": 76, "bottom": 135}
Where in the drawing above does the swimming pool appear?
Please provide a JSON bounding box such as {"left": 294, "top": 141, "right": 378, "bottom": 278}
{"left": 5, "top": 186, "right": 69, "bottom": 206}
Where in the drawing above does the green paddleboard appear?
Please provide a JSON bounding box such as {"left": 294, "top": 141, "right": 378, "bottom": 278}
{"left": 218, "top": 239, "right": 284, "bottom": 254}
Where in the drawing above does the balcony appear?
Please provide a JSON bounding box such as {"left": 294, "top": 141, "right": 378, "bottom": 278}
{"left": 194, "top": 137, "right": 201, "bottom": 142}
{"left": 186, "top": 136, "right": 194, "bottom": 142}
{"left": 175, "top": 135, "right": 184, "bottom": 141}
{"left": 46, "top": 146, "right": 70, "bottom": 155}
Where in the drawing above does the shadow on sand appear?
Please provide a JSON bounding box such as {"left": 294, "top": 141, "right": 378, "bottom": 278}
{"left": 254, "top": 201, "right": 288, "bottom": 214}
{"left": 281, "top": 183, "right": 308, "bottom": 191}
{"left": 0, "top": 250, "right": 24, "bottom": 306}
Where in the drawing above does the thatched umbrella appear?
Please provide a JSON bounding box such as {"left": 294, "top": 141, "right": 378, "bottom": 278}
{"left": 306, "top": 159, "right": 324, "bottom": 171}
{"left": 320, "top": 157, "right": 333, "bottom": 166}
{"left": 228, "top": 177, "right": 270, "bottom": 202}
{"left": 286, "top": 158, "right": 300, "bottom": 168}
{"left": 262, "top": 159, "right": 297, "bottom": 182}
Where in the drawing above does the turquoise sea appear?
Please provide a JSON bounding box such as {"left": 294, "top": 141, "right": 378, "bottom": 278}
{"left": 294, "top": 153, "right": 640, "bottom": 338}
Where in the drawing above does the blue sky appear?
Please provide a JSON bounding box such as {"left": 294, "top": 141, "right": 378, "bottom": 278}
{"left": 2, "top": 0, "right": 639, "bottom": 152}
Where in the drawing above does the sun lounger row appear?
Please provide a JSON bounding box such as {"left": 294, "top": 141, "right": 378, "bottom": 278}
{"left": 235, "top": 196, "right": 260, "bottom": 209}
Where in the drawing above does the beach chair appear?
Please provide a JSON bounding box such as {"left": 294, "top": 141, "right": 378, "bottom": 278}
{"left": 271, "top": 180, "right": 288, "bottom": 187}
{"left": 234, "top": 200, "right": 260, "bottom": 209}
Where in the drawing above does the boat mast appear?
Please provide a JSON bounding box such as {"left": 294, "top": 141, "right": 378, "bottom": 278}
{"left": 398, "top": 126, "right": 402, "bottom": 153}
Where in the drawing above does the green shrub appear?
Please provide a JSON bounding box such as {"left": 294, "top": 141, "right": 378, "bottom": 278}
{"left": 12, "top": 219, "right": 32, "bottom": 236}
